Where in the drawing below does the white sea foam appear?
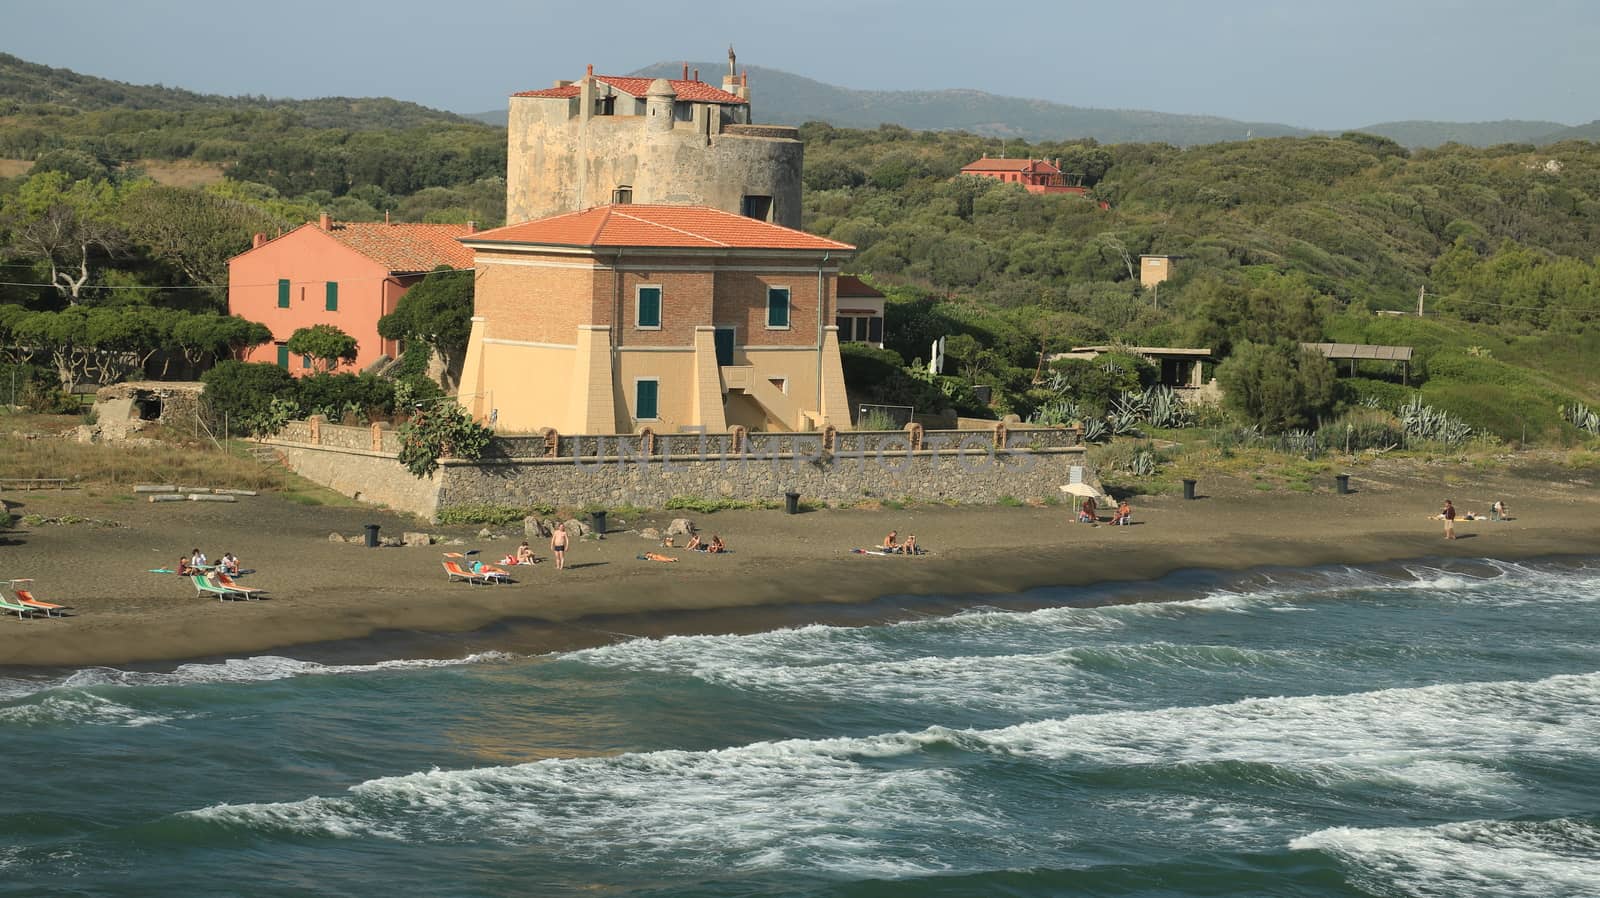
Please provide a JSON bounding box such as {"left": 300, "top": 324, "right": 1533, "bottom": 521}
{"left": 0, "top": 651, "right": 517, "bottom": 705}
{"left": 184, "top": 672, "right": 1600, "bottom": 874}
{"left": 0, "top": 692, "right": 175, "bottom": 728}
{"left": 1292, "top": 817, "right": 1600, "bottom": 898}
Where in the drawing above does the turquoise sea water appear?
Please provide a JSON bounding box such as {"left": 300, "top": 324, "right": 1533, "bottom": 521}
{"left": 4, "top": 556, "right": 1600, "bottom": 897}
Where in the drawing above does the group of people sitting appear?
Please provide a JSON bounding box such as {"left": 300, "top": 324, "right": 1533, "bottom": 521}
{"left": 879, "top": 531, "right": 920, "bottom": 554}
{"left": 175, "top": 548, "right": 241, "bottom": 577}
{"left": 684, "top": 533, "right": 726, "bottom": 553}
{"left": 1078, "top": 497, "right": 1134, "bottom": 526}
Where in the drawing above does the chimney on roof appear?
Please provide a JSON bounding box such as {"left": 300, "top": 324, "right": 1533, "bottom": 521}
{"left": 723, "top": 45, "right": 739, "bottom": 95}
{"left": 466, "top": 220, "right": 477, "bottom": 234}
{"left": 682, "top": 62, "right": 689, "bottom": 79}
{"left": 585, "top": 63, "right": 593, "bottom": 79}
{"left": 693, "top": 67, "right": 699, "bottom": 82}
{"left": 384, "top": 210, "right": 391, "bottom": 225}
{"left": 252, "top": 232, "right": 267, "bottom": 249}
{"left": 319, "top": 211, "right": 331, "bottom": 231}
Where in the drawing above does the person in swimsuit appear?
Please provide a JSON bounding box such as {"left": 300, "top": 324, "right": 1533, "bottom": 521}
{"left": 551, "top": 523, "right": 568, "bottom": 570}
{"left": 902, "top": 534, "right": 917, "bottom": 555}
{"left": 882, "top": 531, "right": 900, "bottom": 552}
{"left": 685, "top": 534, "right": 703, "bottom": 551}
{"left": 1113, "top": 500, "right": 1132, "bottom": 526}
{"left": 1079, "top": 497, "right": 1098, "bottom": 524}
{"left": 516, "top": 541, "right": 535, "bottom": 564}
{"left": 708, "top": 535, "right": 725, "bottom": 554}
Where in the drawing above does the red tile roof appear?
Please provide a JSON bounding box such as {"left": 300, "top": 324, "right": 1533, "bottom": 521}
{"left": 836, "top": 275, "right": 884, "bottom": 298}
{"left": 514, "top": 76, "right": 747, "bottom": 105}
{"left": 961, "top": 157, "right": 1061, "bottom": 174}
{"left": 465, "top": 205, "right": 853, "bottom": 252}
{"left": 324, "top": 222, "right": 476, "bottom": 272}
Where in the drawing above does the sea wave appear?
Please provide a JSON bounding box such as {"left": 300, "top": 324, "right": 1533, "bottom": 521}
{"left": 0, "top": 692, "right": 176, "bottom": 728}
{"left": 182, "top": 671, "right": 1600, "bottom": 872}
{"left": 0, "top": 651, "right": 518, "bottom": 704}
{"left": 1292, "top": 817, "right": 1600, "bottom": 898}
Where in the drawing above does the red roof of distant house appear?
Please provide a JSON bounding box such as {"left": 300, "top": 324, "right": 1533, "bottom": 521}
{"left": 324, "top": 222, "right": 475, "bottom": 271}
{"left": 836, "top": 275, "right": 883, "bottom": 298}
{"left": 465, "top": 205, "right": 853, "bottom": 252}
{"left": 514, "top": 76, "right": 747, "bottom": 105}
{"left": 233, "top": 221, "right": 476, "bottom": 271}
{"left": 961, "top": 157, "right": 1061, "bottom": 174}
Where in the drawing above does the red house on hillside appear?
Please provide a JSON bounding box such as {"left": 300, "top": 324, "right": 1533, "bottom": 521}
{"left": 960, "top": 156, "right": 1089, "bottom": 195}
{"left": 227, "top": 214, "right": 475, "bottom": 375}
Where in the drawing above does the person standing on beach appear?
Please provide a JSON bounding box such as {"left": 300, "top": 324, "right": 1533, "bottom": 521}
{"left": 1442, "top": 499, "right": 1457, "bottom": 539}
{"left": 551, "top": 523, "right": 568, "bottom": 570}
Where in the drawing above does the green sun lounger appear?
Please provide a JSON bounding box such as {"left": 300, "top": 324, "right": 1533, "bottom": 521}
{"left": 191, "top": 574, "right": 241, "bottom": 602}
{"left": 0, "top": 594, "right": 33, "bottom": 618}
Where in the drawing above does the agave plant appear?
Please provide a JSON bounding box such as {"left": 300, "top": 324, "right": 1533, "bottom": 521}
{"left": 1397, "top": 396, "right": 1472, "bottom": 447}
{"left": 1143, "top": 385, "right": 1192, "bottom": 428}
{"left": 1081, "top": 418, "right": 1110, "bottom": 444}
{"left": 1283, "top": 429, "right": 1317, "bottom": 456}
{"left": 1028, "top": 399, "right": 1080, "bottom": 427}
{"left": 1563, "top": 402, "right": 1600, "bottom": 435}
{"left": 1129, "top": 449, "right": 1158, "bottom": 476}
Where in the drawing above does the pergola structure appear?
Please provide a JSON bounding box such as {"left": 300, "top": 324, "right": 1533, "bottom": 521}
{"left": 1301, "top": 342, "right": 1414, "bottom": 385}
{"left": 1057, "top": 346, "right": 1213, "bottom": 389}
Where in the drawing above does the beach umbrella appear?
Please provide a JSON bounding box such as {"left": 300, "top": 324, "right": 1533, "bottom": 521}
{"left": 1058, "top": 482, "right": 1101, "bottom": 498}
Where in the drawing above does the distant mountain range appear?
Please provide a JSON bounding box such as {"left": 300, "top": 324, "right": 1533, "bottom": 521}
{"left": 472, "top": 62, "right": 1593, "bottom": 149}
{"left": 0, "top": 52, "right": 480, "bottom": 131}
{"left": 2, "top": 50, "right": 1590, "bottom": 150}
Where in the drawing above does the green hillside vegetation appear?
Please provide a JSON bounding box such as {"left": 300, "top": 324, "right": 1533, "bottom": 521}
{"left": 1354, "top": 120, "right": 1568, "bottom": 148}
{"left": 800, "top": 125, "right": 1600, "bottom": 443}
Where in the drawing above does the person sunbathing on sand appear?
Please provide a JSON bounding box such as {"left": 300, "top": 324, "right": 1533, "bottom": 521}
{"left": 685, "top": 534, "right": 702, "bottom": 551}
{"left": 220, "top": 552, "right": 240, "bottom": 575}
{"left": 643, "top": 552, "right": 678, "bottom": 563}
{"left": 516, "top": 541, "right": 535, "bottom": 564}
{"left": 901, "top": 534, "right": 917, "bottom": 555}
{"left": 175, "top": 555, "right": 193, "bottom": 576}
{"left": 708, "top": 534, "right": 726, "bottom": 554}
{"left": 882, "top": 531, "right": 900, "bottom": 552}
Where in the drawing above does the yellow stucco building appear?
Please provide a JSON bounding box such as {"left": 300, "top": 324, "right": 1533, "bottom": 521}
{"left": 458, "top": 204, "right": 855, "bottom": 434}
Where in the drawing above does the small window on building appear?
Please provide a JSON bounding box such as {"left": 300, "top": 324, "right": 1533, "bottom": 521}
{"left": 636, "top": 285, "right": 662, "bottom": 329}
{"left": 867, "top": 316, "right": 883, "bottom": 345}
{"left": 275, "top": 344, "right": 289, "bottom": 369}
{"left": 674, "top": 101, "right": 694, "bottom": 122}
{"left": 325, "top": 281, "right": 338, "bottom": 311}
{"left": 301, "top": 355, "right": 313, "bottom": 370}
{"left": 741, "top": 195, "right": 773, "bottom": 221}
{"left": 835, "top": 316, "right": 853, "bottom": 341}
{"left": 277, "top": 279, "right": 290, "bottom": 308}
{"left": 766, "top": 287, "right": 790, "bottom": 329}
{"left": 612, "top": 185, "right": 633, "bottom": 204}
{"left": 768, "top": 377, "right": 787, "bottom": 394}
{"left": 595, "top": 94, "right": 615, "bottom": 116}
{"left": 635, "top": 379, "right": 659, "bottom": 420}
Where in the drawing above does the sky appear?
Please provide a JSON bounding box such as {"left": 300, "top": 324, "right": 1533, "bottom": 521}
{"left": 3, "top": 0, "right": 1598, "bottom": 128}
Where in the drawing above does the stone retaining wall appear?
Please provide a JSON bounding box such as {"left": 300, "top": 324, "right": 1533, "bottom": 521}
{"left": 266, "top": 421, "right": 1085, "bottom": 518}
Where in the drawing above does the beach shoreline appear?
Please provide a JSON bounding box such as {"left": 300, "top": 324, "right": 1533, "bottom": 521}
{"left": 3, "top": 456, "right": 1597, "bottom": 670}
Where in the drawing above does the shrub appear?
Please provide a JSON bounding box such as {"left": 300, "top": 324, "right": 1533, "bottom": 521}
{"left": 435, "top": 503, "right": 536, "bottom": 526}
{"left": 295, "top": 372, "right": 396, "bottom": 423}
{"left": 1336, "top": 377, "right": 1415, "bottom": 411}
{"left": 201, "top": 361, "right": 299, "bottom": 436}
{"left": 663, "top": 496, "right": 775, "bottom": 513}
{"left": 397, "top": 399, "right": 493, "bottom": 478}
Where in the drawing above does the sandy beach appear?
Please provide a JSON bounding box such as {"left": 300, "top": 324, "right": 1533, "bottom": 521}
{"left": 2, "top": 454, "right": 1597, "bottom": 669}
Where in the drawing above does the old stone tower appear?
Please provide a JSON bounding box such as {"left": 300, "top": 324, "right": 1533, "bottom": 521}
{"left": 504, "top": 48, "right": 804, "bottom": 228}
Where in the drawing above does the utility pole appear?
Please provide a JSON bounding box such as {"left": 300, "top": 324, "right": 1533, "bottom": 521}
{"left": 1417, "top": 284, "right": 1427, "bottom": 317}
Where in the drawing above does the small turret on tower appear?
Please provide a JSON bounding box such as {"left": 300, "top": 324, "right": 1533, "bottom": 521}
{"left": 645, "top": 78, "right": 677, "bottom": 132}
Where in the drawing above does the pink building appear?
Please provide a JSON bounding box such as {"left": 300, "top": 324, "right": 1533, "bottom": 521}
{"left": 227, "top": 214, "right": 475, "bottom": 375}
{"left": 959, "top": 156, "right": 1089, "bottom": 195}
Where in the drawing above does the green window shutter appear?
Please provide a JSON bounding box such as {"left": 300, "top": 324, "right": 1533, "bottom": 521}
{"left": 325, "top": 281, "right": 338, "bottom": 311}
{"left": 276, "top": 344, "right": 289, "bottom": 368}
{"left": 635, "top": 380, "right": 659, "bottom": 419}
{"left": 277, "top": 279, "right": 290, "bottom": 308}
{"left": 302, "top": 355, "right": 313, "bottom": 370}
{"left": 767, "top": 287, "right": 790, "bottom": 328}
{"left": 638, "top": 287, "right": 661, "bottom": 328}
